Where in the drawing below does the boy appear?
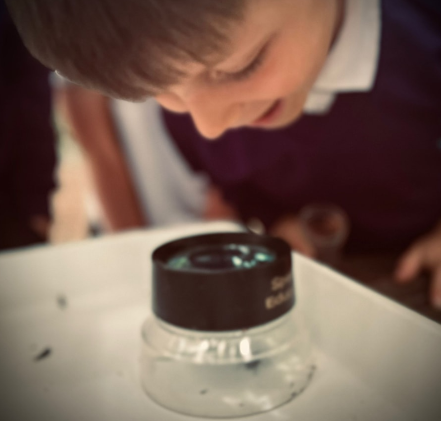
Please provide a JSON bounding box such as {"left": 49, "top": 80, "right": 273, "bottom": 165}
{"left": 5, "top": 0, "right": 441, "bottom": 308}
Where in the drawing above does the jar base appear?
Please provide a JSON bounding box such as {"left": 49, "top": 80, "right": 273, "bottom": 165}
{"left": 140, "top": 354, "right": 316, "bottom": 418}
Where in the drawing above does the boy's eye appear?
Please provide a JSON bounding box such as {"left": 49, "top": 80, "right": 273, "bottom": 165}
{"left": 228, "top": 48, "right": 267, "bottom": 82}
{"left": 212, "top": 41, "right": 270, "bottom": 84}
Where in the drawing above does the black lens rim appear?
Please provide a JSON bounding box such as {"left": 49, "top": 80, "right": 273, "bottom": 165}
{"left": 152, "top": 232, "right": 294, "bottom": 331}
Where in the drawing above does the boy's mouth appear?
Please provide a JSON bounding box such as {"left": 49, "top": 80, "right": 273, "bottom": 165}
{"left": 249, "top": 99, "right": 284, "bottom": 127}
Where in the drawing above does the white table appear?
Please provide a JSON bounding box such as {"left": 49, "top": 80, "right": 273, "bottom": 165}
{"left": 0, "top": 221, "right": 440, "bottom": 421}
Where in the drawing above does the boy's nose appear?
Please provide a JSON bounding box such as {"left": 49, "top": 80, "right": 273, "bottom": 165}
{"left": 186, "top": 92, "right": 240, "bottom": 140}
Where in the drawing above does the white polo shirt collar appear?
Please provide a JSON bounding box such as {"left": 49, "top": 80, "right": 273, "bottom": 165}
{"left": 304, "top": 0, "right": 381, "bottom": 114}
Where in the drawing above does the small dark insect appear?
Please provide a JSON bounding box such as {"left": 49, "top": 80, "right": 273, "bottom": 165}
{"left": 34, "top": 347, "right": 52, "bottom": 361}
{"left": 200, "top": 389, "right": 208, "bottom": 395}
{"left": 291, "top": 392, "right": 298, "bottom": 399}
{"left": 244, "top": 360, "right": 261, "bottom": 373}
{"left": 57, "top": 294, "right": 68, "bottom": 309}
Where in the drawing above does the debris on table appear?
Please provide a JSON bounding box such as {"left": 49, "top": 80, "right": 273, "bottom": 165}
{"left": 34, "top": 347, "right": 52, "bottom": 361}
{"left": 56, "top": 294, "right": 68, "bottom": 310}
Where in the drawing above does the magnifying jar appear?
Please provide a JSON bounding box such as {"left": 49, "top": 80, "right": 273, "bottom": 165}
{"left": 140, "top": 232, "right": 315, "bottom": 418}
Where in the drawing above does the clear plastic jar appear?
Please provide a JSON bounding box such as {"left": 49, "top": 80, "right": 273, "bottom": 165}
{"left": 140, "top": 309, "right": 314, "bottom": 418}
{"left": 140, "top": 233, "right": 316, "bottom": 418}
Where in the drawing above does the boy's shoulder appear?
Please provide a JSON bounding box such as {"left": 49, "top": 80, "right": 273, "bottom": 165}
{"left": 386, "top": 0, "right": 441, "bottom": 13}
{"left": 382, "top": 0, "right": 441, "bottom": 58}
{"left": 384, "top": 0, "right": 441, "bottom": 26}
{"left": 413, "top": 0, "right": 441, "bottom": 16}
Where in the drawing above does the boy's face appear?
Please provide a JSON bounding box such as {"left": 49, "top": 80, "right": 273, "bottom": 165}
{"left": 155, "top": 0, "right": 343, "bottom": 139}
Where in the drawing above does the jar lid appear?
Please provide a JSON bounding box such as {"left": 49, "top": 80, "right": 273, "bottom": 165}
{"left": 152, "top": 233, "right": 294, "bottom": 331}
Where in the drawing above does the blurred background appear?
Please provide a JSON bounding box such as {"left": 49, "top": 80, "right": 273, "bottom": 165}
{"left": 50, "top": 114, "right": 90, "bottom": 244}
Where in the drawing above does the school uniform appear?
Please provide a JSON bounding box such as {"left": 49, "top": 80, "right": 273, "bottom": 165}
{"left": 161, "top": 0, "right": 441, "bottom": 253}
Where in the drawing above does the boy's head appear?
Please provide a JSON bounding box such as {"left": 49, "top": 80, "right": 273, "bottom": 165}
{"left": 6, "top": 0, "right": 343, "bottom": 139}
{"left": 5, "top": 0, "right": 244, "bottom": 100}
